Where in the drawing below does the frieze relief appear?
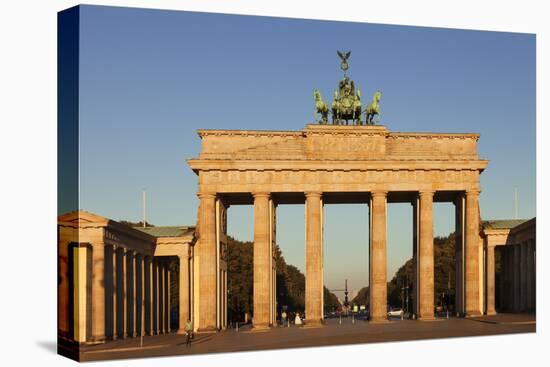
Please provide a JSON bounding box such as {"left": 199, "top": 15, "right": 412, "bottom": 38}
{"left": 200, "top": 169, "right": 478, "bottom": 189}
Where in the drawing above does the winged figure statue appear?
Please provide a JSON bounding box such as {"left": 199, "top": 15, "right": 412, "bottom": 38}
{"left": 337, "top": 50, "right": 351, "bottom": 72}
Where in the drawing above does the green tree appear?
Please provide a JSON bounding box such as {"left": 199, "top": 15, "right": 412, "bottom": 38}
{"left": 353, "top": 233, "right": 457, "bottom": 312}
{"left": 226, "top": 235, "right": 340, "bottom": 322}
{"left": 351, "top": 286, "right": 369, "bottom": 306}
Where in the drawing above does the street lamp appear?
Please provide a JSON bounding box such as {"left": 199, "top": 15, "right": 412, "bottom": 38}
{"left": 401, "top": 276, "right": 409, "bottom": 319}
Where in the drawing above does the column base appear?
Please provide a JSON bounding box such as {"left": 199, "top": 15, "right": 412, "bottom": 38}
{"left": 465, "top": 311, "right": 483, "bottom": 317}
{"left": 251, "top": 323, "right": 271, "bottom": 331}
{"left": 418, "top": 315, "right": 436, "bottom": 321}
{"left": 303, "top": 320, "right": 324, "bottom": 328}
{"left": 89, "top": 335, "right": 107, "bottom": 343}
{"left": 177, "top": 328, "right": 187, "bottom": 335}
{"left": 196, "top": 327, "right": 218, "bottom": 334}
{"left": 486, "top": 310, "right": 497, "bottom": 316}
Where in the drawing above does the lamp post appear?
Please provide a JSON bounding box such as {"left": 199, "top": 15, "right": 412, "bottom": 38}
{"left": 401, "top": 276, "right": 409, "bottom": 319}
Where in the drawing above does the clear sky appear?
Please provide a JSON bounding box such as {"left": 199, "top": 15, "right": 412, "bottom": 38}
{"left": 77, "top": 5, "right": 535, "bottom": 298}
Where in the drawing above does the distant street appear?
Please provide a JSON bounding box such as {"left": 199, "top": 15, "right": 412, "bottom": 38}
{"left": 77, "top": 314, "right": 535, "bottom": 362}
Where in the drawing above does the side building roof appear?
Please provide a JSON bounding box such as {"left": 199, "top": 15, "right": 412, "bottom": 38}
{"left": 482, "top": 219, "right": 529, "bottom": 230}
{"left": 135, "top": 226, "right": 195, "bottom": 238}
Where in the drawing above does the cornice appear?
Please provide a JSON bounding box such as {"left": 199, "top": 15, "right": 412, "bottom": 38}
{"left": 188, "top": 158, "right": 489, "bottom": 172}
{"left": 389, "top": 132, "right": 480, "bottom": 140}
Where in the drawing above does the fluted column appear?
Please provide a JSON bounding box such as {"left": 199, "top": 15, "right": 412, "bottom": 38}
{"left": 144, "top": 256, "right": 152, "bottom": 336}
{"left": 90, "top": 244, "right": 106, "bottom": 341}
{"left": 465, "top": 190, "right": 481, "bottom": 316}
{"left": 197, "top": 193, "right": 218, "bottom": 331}
{"left": 135, "top": 254, "right": 143, "bottom": 336}
{"left": 530, "top": 240, "right": 536, "bottom": 312}
{"left": 253, "top": 192, "right": 272, "bottom": 328}
{"left": 506, "top": 245, "right": 514, "bottom": 311}
{"left": 177, "top": 249, "right": 190, "bottom": 334}
{"left": 126, "top": 250, "right": 136, "bottom": 337}
{"left": 454, "top": 194, "right": 465, "bottom": 316}
{"left": 152, "top": 259, "right": 159, "bottom": 334}
{"left": 116, "top": 248, "right": 127, "bottom": 339}
{"left": 58, "top": 241, "right": 70, "bottom": 338}
{"left": 305, "top": 192, "right": 323, "bottom": 326}
{"left": 105, "top": 245, "right": 117, "bottom": 340}
{"left": 370, "top": 191, "right": 387, "bottom": 323}
{"left": 418, "top": 191, "right": 435, "bottom": 320}
{"left": 159, "top": 261, "right": 165, "bottom": 334}
{"left": 411, "top": 198, "right": 419, "bottom": 317}
{"left": 165, "top": 264, "right": 171, "bottom": 333}
{"left": 520, "top": 242, "right": 528, "bottom": 312}
{"left": 73, "top": 245, "right": 89, "bottom": 342}
{"left": 513, "top": 244, "right": 520, "bottom": 312}
{"left": 486, "top": 244, "right": 496, "bottom": 315}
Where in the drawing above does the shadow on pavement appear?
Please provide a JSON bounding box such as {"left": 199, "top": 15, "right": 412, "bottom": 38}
{"left": 36, "top": 340, "right": 58, "bottom": 354}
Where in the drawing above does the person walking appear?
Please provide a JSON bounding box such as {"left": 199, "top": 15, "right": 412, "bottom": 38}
{"left": 281, "top": 311, "right": 287, "bottom": 327}
{"left": 185, "top": 319, "right": 193, "bottom": 347}
{"left": 294, "top": 312, "right": 302, "bottom": 325}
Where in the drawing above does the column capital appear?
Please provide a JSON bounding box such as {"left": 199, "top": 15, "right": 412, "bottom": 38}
{"left": 197, "top": 192, "right": 216, "bottom": 199}
{"left": 252, "top": 192, "right": 271, "bottom": 199}
{"left": 419, "top": 190, "right": 435, "bottom": 198}
{"left": 466, "top": 189, "right": 481, "bottom": 197}
{"left": 305, "top": 191, "right": 322, "bottom": 199}
{"left": 371, "top": 190, "right": 387, "bottom": 198}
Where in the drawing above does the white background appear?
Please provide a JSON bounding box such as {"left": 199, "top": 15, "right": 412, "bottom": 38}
{"left": 0, "top": 1, "right": 547, "bottom": 366}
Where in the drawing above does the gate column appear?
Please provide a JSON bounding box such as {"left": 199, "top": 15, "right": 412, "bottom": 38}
{"left": 465, "top": 190, "right": 482, "bottom": 316}
{"left": 305, "top": 192, "right": 323, "bottom": 326}
{"left": 418, "top": 191, "right": 435, "bottom": 320}
{"left": 253, "top": 192, "right": 272, "bottom": 329}
{"left": 197, "top": 193, "right": 218, "bottom": 331}
{"left": 486, "top": 243, "right": 497, "bottom": 315}
{"left": 369, "top": 191, "right": 388, "bottom": 323}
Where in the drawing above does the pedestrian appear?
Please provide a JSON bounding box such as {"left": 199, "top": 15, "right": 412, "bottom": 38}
{"left": 185, "top": 319, "right": 193, "bottom": 347}
{"left": 281, "top": 311, "right": 287, "bottom": 327}
{"left": 295, "top": 312, "right": 302, "bottom": 325}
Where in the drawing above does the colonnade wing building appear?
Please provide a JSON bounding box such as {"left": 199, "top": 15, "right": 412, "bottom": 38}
{"left": 481, "top": 218, "right": 536, "bottom": 315}
{"left": 57, "top": 210, "right": 196, "bottom": 358}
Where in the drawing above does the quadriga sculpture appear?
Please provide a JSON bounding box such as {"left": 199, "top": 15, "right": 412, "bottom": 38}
{"left": 365, "top": 90, "right": 381, "bottom": 125}
{"left": 331, "top": 77, "right": 362, "bottom": 125}
{"left": 314, "top": 89, "right": 329, "bottom": 124}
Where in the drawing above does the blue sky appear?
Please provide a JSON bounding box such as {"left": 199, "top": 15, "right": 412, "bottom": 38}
{"left": 76, "top": 5, "right": 535, "bottom": 298}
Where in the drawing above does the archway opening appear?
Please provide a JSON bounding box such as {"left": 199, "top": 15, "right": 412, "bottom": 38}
{"left": 226, "top": 204, "right": 254, "bottom": 327}
{"left": 433, "top": 201, "right": 457, "bottom": 317}
{"left": 386, "top": 203, "right": 413, "bottom": 318}
{"left": 323, "top": 203, "right": 369, "bottom": 320}
{"left": 274, "top": 204, "right": 305, "bottom": 323}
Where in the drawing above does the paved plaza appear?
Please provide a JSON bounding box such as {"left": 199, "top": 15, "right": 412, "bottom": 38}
{"left": 75, "top": 314, "right": 535, "bottom": 362}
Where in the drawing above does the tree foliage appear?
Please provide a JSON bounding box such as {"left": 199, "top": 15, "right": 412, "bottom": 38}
{"left": 226, "top": 236, "right": 340, "bottom": 321}
{"left": 119, "top": 220, "right": 155, "bottom": 227}
{"left": 352, "top": 233, "right": 457, "bottom": 311}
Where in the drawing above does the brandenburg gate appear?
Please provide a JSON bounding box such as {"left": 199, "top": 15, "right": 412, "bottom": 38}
{"left": 187, "top": 123, "right": 489, "bottom": 330}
